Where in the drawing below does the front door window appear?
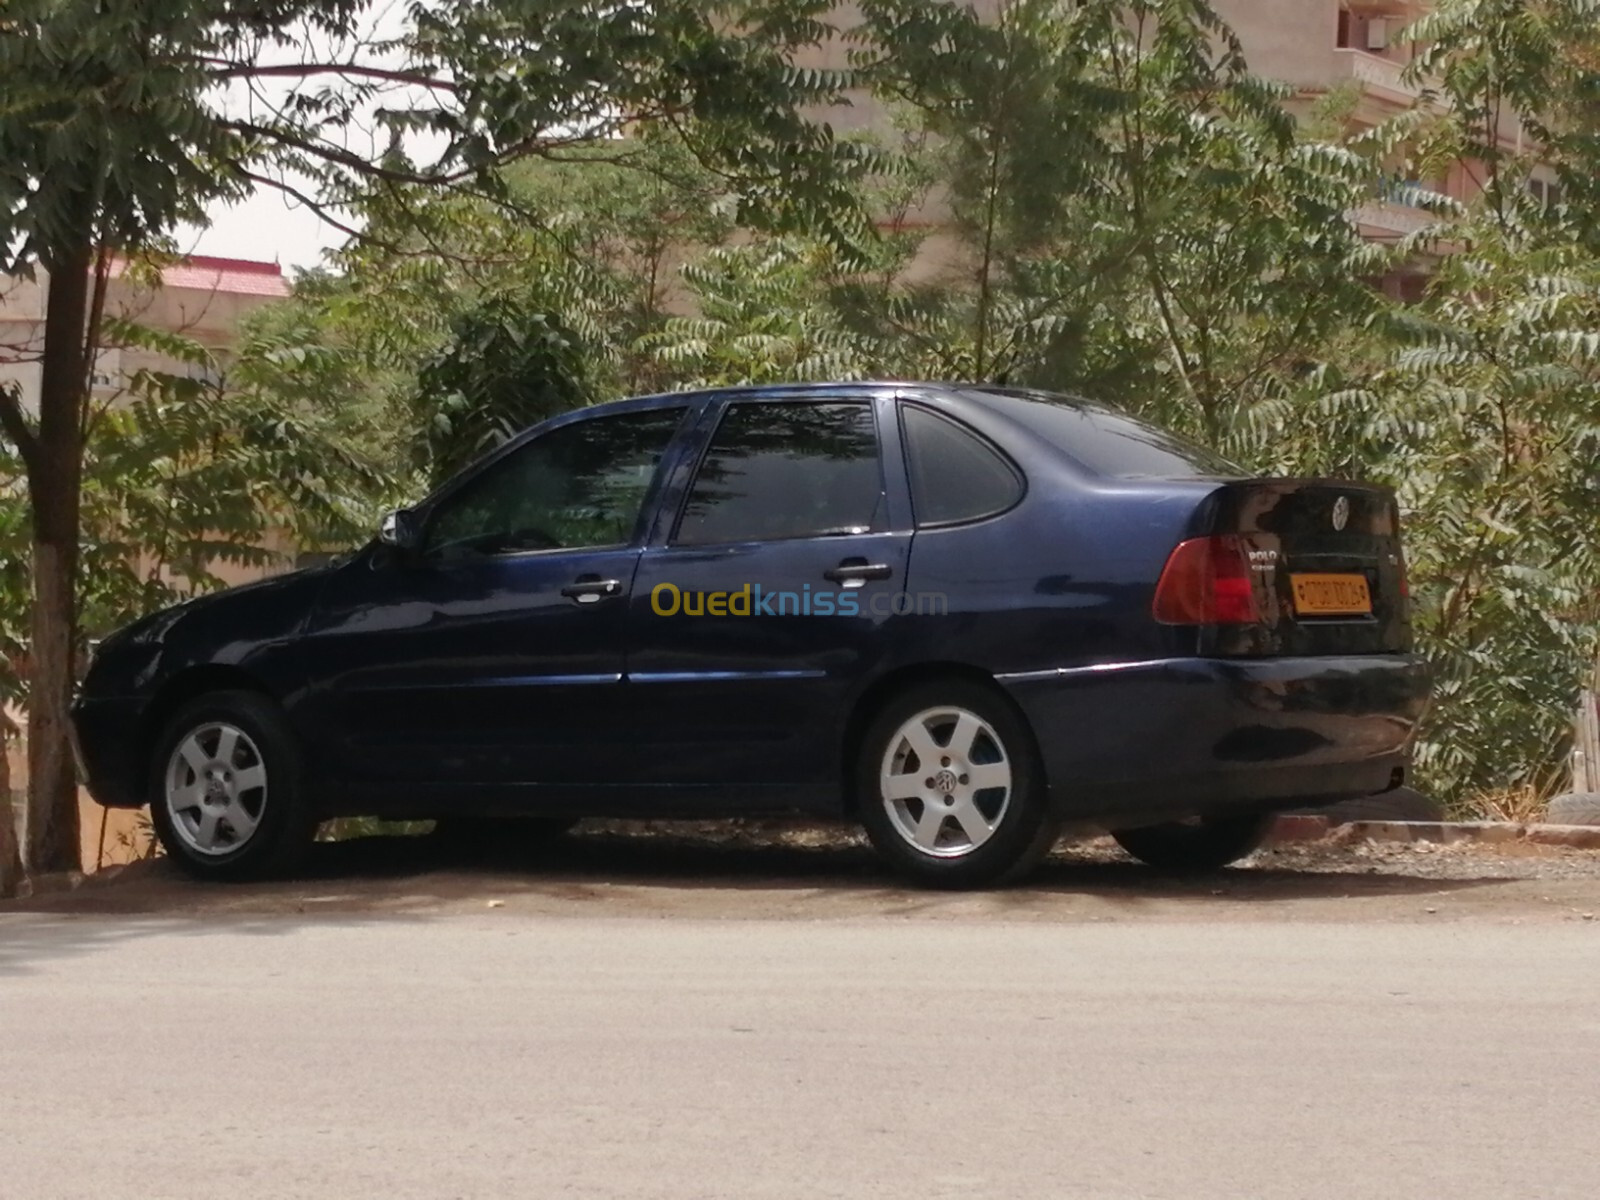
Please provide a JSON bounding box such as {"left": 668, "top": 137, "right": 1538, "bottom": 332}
{"left": 424, "top": 409, "right": 686, "bottom": 559}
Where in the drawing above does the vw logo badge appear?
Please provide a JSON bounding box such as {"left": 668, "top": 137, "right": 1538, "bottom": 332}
{"left": 1331, "top": 495, "right": 1350, "bottom": 532}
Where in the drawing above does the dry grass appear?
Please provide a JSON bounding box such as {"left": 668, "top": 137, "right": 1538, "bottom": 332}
{"left": 1468, "top": 784, "right": 1552, "bottom": 824}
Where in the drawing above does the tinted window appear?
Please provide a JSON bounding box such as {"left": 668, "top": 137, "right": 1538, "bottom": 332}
{"left": 675, "top": 402, "right": 884, "bottom": 545}
{"left": 970, "top": 389, "right": 1242, "bottom": 479}
{"left": 423, "top": 408, "right": 684, "bottom": 558}
{"left": 902, "top": 405, "right": 1023, "bottom": 526}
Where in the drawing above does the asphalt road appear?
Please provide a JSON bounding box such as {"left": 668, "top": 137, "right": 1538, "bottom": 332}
{"left": 2, "top": 912, "right": 1597, "bottom": 1199}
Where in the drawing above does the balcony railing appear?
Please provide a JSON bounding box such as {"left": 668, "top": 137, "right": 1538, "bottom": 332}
{"left": 1351, "top": 201, "right": 1435, "bottom": 237}
{"left": 1334, "top": 48, "right": 1430, "bottom": 103}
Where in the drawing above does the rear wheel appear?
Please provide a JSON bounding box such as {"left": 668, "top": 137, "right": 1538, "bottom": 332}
{"left": 1112, "top": 813, "right": 1272, "bottom": 872}
{"left": 148, "top": 690, "right": 317, "bottom": 881}
{"left": 857, "top": 681, "right": 1057, "bottom": 889}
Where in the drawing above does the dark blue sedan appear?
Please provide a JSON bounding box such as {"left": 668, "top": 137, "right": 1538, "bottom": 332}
{"left": 72, "top": 383, "right": 1429, "bottom": 887}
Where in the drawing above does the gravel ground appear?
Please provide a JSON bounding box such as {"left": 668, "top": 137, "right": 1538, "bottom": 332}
{"left": 1250, "top": 834, "right": 1600, "bottom": 882}
{"left": 8, "top": 817, "right": 1600, "bottom": 924}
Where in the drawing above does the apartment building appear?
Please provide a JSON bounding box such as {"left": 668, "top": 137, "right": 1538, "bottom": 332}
{"left": 0, "top": 254, "right": 290, "bottom": 419}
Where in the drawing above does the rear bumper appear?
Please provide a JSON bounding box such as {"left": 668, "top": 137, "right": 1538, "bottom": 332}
{"left": 998, "top": 654, "right": 1430, "bottom": 825}
{"left": 69, "top": 695, "right": 148, "bottom": 809}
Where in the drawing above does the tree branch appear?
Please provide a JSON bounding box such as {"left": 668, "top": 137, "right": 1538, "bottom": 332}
{"left": 222, "top": 120, "right": 469, "bottom": 186}
{"left": 221, "top": 114, "right": 636, "bottom": 191}
{"left": 204, "top": 60, "right": 461, "bottom": 93}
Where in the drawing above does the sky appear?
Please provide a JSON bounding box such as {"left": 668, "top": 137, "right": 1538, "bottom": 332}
{"left": 173, "top": 0, "right": 419, "bottom": 274}
{"left": 177, "top": 189, "right": 348, "bottom": 274}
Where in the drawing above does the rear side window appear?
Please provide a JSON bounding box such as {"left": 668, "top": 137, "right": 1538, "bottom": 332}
{"left": 674, "top": 401, "right": 885, "bottom": 545}
{"left": 971, "top": 389, "right": 1241, "bottom": 480}
{"left": 902, "top": 405, "right": 1023, "bottom": 526}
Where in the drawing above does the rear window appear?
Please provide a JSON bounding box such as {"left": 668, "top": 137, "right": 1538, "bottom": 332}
{"left": 969, "top": 389, "right": 1242, "bottom": 480}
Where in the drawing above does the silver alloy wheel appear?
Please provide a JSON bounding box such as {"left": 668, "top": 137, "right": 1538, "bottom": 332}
{"left": 879, "top": 706, "right": 1013, "bottom": 858}
{"left": 163, "top": 722, "right": 268, "bottom": 857}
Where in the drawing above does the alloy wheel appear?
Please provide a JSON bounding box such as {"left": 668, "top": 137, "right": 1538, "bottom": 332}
{"left": 163, "top": 722, "right": 269, "bottom": 857}
{"left": 879, "top": 706, "right": 1013, "bottom": 858}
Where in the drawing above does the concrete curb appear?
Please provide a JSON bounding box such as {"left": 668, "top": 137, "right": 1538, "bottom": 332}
{"left": 1267, "top": 815, "right": 1600, "bottom": 849}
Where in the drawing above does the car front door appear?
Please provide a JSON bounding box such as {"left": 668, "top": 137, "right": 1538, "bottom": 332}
{"left": 301, "top": 403, "right": 692, "bottom": 807}
{"left": 626, "top": 393, "right": 912, "bottom": 801}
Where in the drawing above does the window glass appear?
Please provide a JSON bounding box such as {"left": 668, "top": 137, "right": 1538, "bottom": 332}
{"left": 902, "top": 405, "right": 1023, "bottom": 526}
{"left": 969, "top": 389, "right": 1242, "bottom": 479}
{"left": 675, "top": 402, "right": 884, "bottom": 545}
{"left": 423, "top": 409, "right": 684, "bottom": 558}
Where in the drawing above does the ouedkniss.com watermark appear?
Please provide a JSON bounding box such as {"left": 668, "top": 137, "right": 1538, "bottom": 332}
{"left": 649, "top": 583, "right": 948, "bottom": 618}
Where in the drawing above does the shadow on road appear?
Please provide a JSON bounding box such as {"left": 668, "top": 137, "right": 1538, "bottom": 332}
{"left": 5, "top": 820, "right": 1520, "bottom": 910}
{"left": 0, "top": 820, "right": 1570, "bottom": 976}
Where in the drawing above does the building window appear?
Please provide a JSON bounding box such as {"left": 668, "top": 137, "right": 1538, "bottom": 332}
{"left": 1528, "top": 177, "right": 1562, "bottom": 209}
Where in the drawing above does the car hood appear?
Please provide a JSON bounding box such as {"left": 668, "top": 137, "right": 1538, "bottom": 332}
{"left": 106, "top": 558, "right": 345, "bottom": 654}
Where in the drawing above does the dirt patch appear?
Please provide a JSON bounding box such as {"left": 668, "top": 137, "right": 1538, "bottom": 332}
{"left": 6, "top": 818, "right": 1600, "bottom": 926}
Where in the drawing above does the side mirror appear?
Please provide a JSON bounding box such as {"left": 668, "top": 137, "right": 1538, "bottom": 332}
{"left": 378, "top": 508, "right": 420, "bottom": 552}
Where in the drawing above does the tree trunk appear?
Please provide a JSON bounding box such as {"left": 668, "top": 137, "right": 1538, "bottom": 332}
{"left": 0, "top": 708, "right": 20, "bottom": 897}
{"left": 23, "top": 243, "right": 92, "bottom": 874}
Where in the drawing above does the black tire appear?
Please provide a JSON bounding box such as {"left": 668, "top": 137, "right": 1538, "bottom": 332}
{"left": 431, "top": 816, "right": 579, "bottom": 857}
{"left": 1547, "top": 793, "right": 1600, "bottom": 827}
{"left": 147, "top": 690, "right": 317, "bottom": 881}
{"left": 1111, "top": 813, "right": 1273, "bottom": 872}
{"left": 856, "top": 680, "right": 1058, "bottom": 889}
{"left": 1311, "top": 786, "right": 1444, "bottom": 825}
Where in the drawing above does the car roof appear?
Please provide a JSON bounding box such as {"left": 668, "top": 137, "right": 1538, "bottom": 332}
{"left": 562, "top": 380, "right": 1107, "bottom": 422}
{"left": 582, "top": 380, "right": 913, "bottom": 413}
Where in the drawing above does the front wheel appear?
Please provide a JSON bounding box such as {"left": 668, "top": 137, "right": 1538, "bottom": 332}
{"left": 148, "top": 690, "right": 317, "bottom": 881}
{"left": 1112, "top": 813, "right": 1273, "bottom": 872}
{"left": 857, "top": 681, "right": 1057, "bottom": 889}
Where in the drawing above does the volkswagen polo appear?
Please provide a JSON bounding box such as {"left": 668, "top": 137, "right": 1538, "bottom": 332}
{"left": 72, "top": 383, "right": 1430, "bottom": 887}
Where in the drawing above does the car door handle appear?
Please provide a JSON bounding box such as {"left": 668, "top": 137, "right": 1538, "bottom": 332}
{"left": 824, "top": 560, "right": 893, "bottom": 587}
{"left": 561, "top": 577, "right": 623, "bottom": 604}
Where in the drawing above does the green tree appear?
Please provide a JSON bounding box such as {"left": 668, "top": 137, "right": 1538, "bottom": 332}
{"left": 843, "top": 0, "right": 1380, "bottom": 431}
{"left": 643, "top": 239, "right": 870, "bottom": 387}
{"left": 413, "top": 296, "right": 591, "bottom": 485}
{"left": 0, "top": 0, "right": 864, "bottom": 872}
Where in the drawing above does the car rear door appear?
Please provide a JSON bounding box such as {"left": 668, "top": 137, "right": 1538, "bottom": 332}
{"left": 624, "top": 392, "right": 912, "bottom": 797}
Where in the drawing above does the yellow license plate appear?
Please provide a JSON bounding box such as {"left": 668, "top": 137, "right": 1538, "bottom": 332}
{"left": 1290, "top": 573, "right": 1372, "bottom": 616}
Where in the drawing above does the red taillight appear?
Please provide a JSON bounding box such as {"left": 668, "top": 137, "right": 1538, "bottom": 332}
{"left": 1152, "top": 536, "right": 1260, "bottom": 625}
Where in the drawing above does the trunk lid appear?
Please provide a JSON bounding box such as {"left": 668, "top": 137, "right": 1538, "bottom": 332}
{"left": 1197, "top": 480, "right": 1412, "bottom": 657}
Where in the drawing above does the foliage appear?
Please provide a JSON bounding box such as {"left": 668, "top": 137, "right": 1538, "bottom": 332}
{"left": 0, "top": 299, "right": 392, "bottom": 705}
{"left": 0, "top": 438, "right": 26, "bottom": 704}
{"left": 413, "top": 296, "right": 592, "bottom": 485}
{"left": 0, "top": 0, "right": 869, "bottom": 275}
{"left": 643, "top": 240, "right": 871, "bottom": 387}
{"left": 826, "top": 0, "right": 1385, "bottom": 441}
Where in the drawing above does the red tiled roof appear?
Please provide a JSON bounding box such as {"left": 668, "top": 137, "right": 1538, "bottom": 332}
{"left": 159, "top": 255, "right": 290, "bottom": 298}
{"left": 110, "top": 254, "right": 291, "bottom": 298}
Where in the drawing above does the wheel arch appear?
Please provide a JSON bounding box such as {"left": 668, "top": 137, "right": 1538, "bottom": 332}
{"left": 137, "top": 665, "right": 279, "bottom": 784}
{"left": 839, "top": 661, "right": 1035, "bottom": 814}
